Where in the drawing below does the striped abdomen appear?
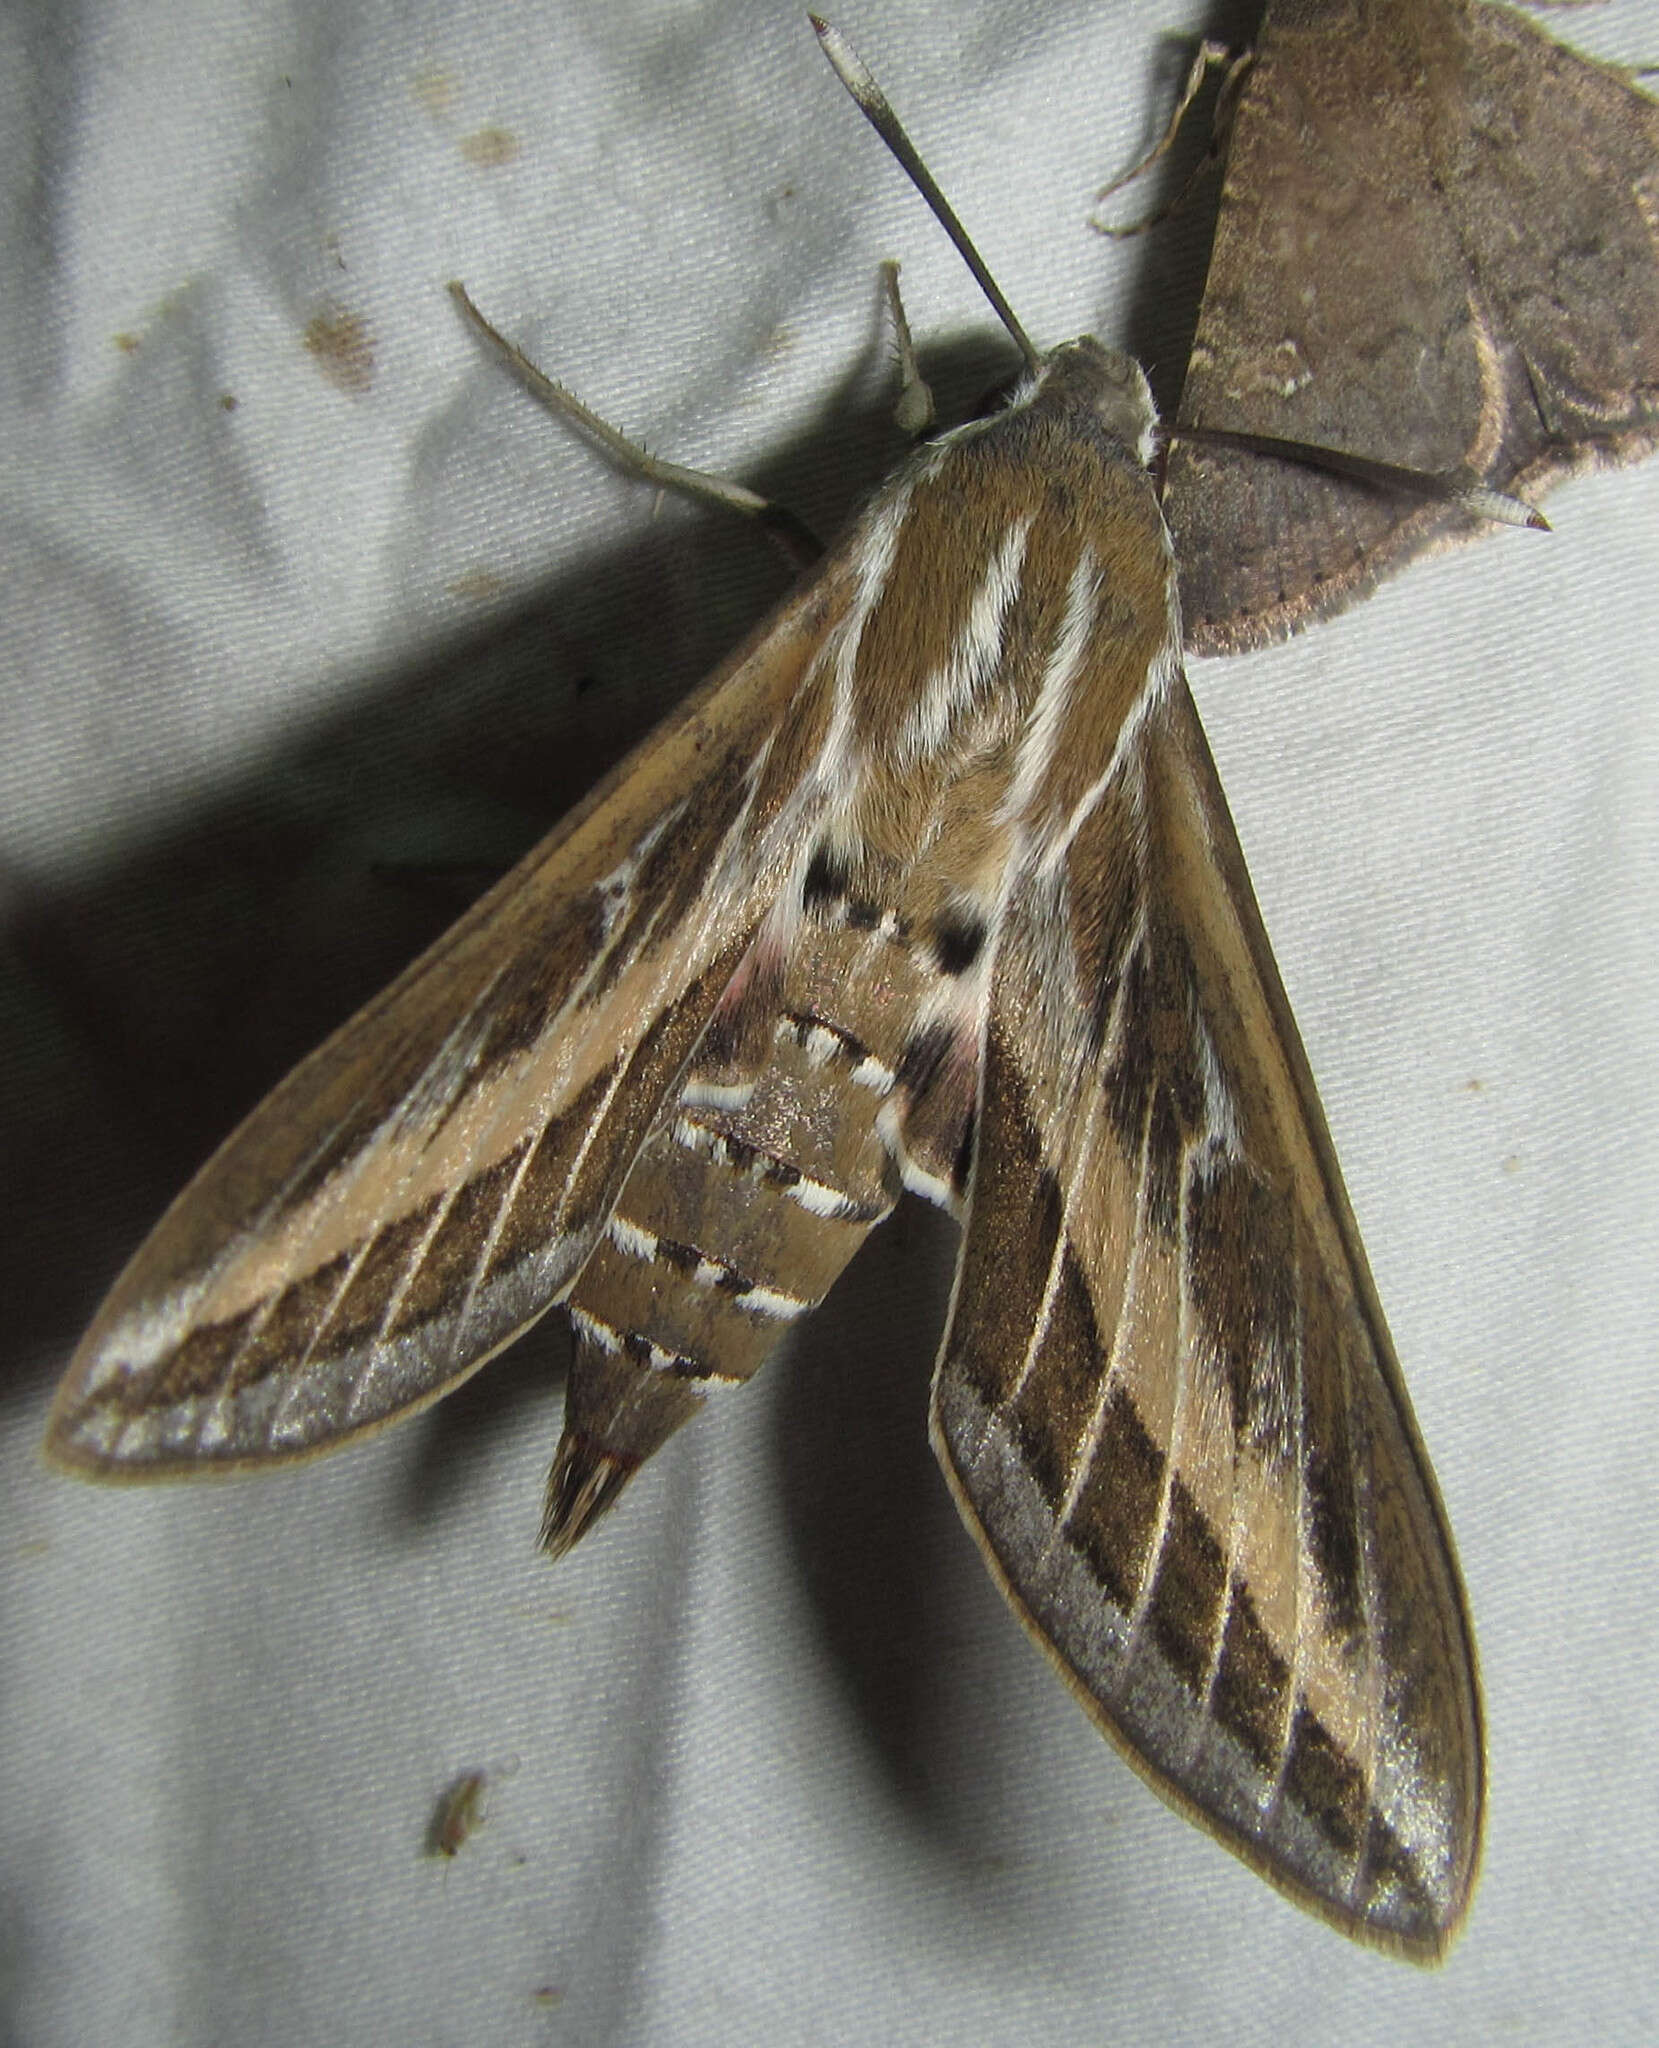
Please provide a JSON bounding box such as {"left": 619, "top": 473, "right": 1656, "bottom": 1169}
{"left": 544, "top": 902, "right": 974, "bottom": 1551}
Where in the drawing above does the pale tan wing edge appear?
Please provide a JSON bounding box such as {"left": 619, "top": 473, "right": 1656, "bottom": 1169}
{"left": 931, "top": 673, "right": 1482, "bottom": 1960}
{"left": 48, "top": 563, "right": 852, "bottom": 1477}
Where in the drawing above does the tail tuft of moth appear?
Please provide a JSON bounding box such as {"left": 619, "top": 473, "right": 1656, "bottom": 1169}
{"left": 541, "top": 1314, "right": 712, "bottom": 1556}
{"left": 540, "top": 1432, "right": 638, "bottom": 1559}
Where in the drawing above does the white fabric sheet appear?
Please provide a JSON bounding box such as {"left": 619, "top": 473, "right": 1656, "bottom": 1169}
{"left": 3, "top": 0, "right": 1657, "bottom": 2041}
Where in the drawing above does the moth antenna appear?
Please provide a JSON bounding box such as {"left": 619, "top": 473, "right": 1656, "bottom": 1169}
{"left": 810, "top": 16, "right": 1041, "bottom": 375}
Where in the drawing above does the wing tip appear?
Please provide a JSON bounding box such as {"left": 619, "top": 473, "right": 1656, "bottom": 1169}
{"left": 39, "top": 1370, "right": 123, "bottom": 1480}
{"left": 927, "top": 1371, "right": 1483, "bottom": 1965}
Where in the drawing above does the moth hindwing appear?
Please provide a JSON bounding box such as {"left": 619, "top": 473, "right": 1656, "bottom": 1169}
{"left": 48, "top": 49, "right": 1481, "bottom": 1969}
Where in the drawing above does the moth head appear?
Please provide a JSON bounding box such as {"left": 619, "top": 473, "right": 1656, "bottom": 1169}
{"left": 811, "top": 21, "right": 1160, "bottom": 479}
{"left": 1036, "top": 338, "right": 1159, "bottom": 467}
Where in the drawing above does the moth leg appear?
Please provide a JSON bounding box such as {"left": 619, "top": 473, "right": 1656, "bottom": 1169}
{"left": 448, "top": 281, "right": 821, "bottom": 566}
{"left": 1089, "top": 38, "right": 1250, "bottom": 237}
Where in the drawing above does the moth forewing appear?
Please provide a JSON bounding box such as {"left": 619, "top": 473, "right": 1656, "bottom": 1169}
{"left": 934, "top": 670, "right": 1480, "bottom": 1960}
{"left": 43, "top": 552, "right": 842, "bottom": 1478}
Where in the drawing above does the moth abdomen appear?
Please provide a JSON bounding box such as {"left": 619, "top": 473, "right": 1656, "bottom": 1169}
{"left": 544, "top": 831, "right": 1002, "bottom": 1553}
{"left": 545, "top": 944, "right": 918, "bottom": 1549}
